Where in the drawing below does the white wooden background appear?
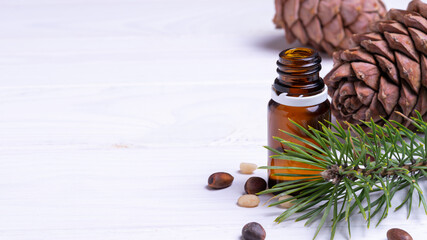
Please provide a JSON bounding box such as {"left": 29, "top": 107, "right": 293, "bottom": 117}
{"left": 0, "top": 0, "right": 424, "bottom": 239}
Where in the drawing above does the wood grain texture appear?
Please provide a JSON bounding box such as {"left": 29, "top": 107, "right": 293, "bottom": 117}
{"left": 0, "top": 0, "right": 424, "bottom": 239}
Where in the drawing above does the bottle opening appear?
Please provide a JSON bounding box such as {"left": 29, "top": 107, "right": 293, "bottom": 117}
{"left": 274, "top": 47, "right": 324, "bottom": 96}
{"left": 277, "top": 47, "right": 321, "bottom": 75}
{"left": 281, "top": 48, "right": 315, "bottom": 60}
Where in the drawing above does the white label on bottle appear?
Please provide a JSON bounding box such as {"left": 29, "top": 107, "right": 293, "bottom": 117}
{"left": 271, "top": 86, "right": 329, "bottom": 107}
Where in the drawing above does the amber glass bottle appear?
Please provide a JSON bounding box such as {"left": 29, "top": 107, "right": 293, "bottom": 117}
{"left": 267, "top": 48, "right": 331, "bottom": 189}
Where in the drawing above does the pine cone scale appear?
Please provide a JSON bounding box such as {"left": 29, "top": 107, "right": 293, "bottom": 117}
{"left": 409, "top": 0, "right": 427, "bottom": 17}
{"left": 360, "top": 40, "right": 395, "bottom": 62}
{"left": 340, "top": 48, "right": 376, "bottom": 64}
{"left": 399, "top": 84, "right": 417, "bottom": 116}
{"left": 378, "top": 77, "right": 399, "bottom": 115}
{"left": 284, "top": 0, "right": 299, "bottom": 27}
{"left": 327, "top": 63, "right": 353, "bottom": 88}
{"left": 366, "top": 93, "right": 386, "bottom": 122}
{"left": 324, "top": 16, "right": 345, "bottom": 46}
{"left": 351, "top": 62, "right": 380, "bottom": 90}
{"left": 306, "top": 18, "right": 323, "bottom": 44}
{"left": 375, "top": 55, "right": 400, "bottom": 84}
{"left": 408, "top": 28, "right": 427, "bottom": 55}
{"left": 317, "top": 0, "right": 340, "bottom": 26}
{"left": 395, "top": 52, "right": 421, "bottom": 93}
{"left": 291, "top": 21, "right": 309, "bottom": 44}
{"left": 415, "top": 87, "right": 427, "bottom": 115}
{"left": 377, "top": 21, "right": 408, "bottom": 35}
{"left": 404, "top": 14, "right": 427, "bottom": 33}
{"left": 384, "top": 32, "right": 419, "bottom": 62}
{"left": 341, "top": 1, "right": 360, "bottom": 26}
{"left": 421, "top": 55, "right": 427, "bottom": 87}
{"left": 354, "top": 81, "right": 375, "bottom": 105}
{"left": 299, "top": 0, "right": 318, "bottom": 25}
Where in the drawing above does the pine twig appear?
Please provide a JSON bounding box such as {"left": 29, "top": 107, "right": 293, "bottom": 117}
{"left": 259, "top": 111, "right": 427, "bottom": 240}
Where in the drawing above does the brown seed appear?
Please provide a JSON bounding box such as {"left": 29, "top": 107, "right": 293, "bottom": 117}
{"left": 242, "top": 222, "right": 266, "bottom": 240}
{"left": 207, "top": 172, "right": 234, "bottom": 189}
{"left": 244, "top": 177, "right": 267, "bottom": 194}
{"left": 387, "top": 228, "right": 413, "bottom": 240}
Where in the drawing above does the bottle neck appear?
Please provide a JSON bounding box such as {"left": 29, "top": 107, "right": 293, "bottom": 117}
{"left": 273, "top": 48, "right": 325, "bottom": 97}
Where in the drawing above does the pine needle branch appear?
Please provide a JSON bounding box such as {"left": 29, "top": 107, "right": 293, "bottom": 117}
{"left": 259, "top": 111, "right": 427, "bottom": 239}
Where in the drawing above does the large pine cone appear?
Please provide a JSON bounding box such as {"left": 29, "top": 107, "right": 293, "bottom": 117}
{"left": 325, "top": 0, "right": 427, "bottom": 127}
{"left": 273, "top": 0, "right": 387, "bottom": 55}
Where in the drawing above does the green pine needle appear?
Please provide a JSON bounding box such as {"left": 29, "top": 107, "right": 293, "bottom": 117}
{"left": 259, "top": 112, "right": 427, "bottom": 240}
